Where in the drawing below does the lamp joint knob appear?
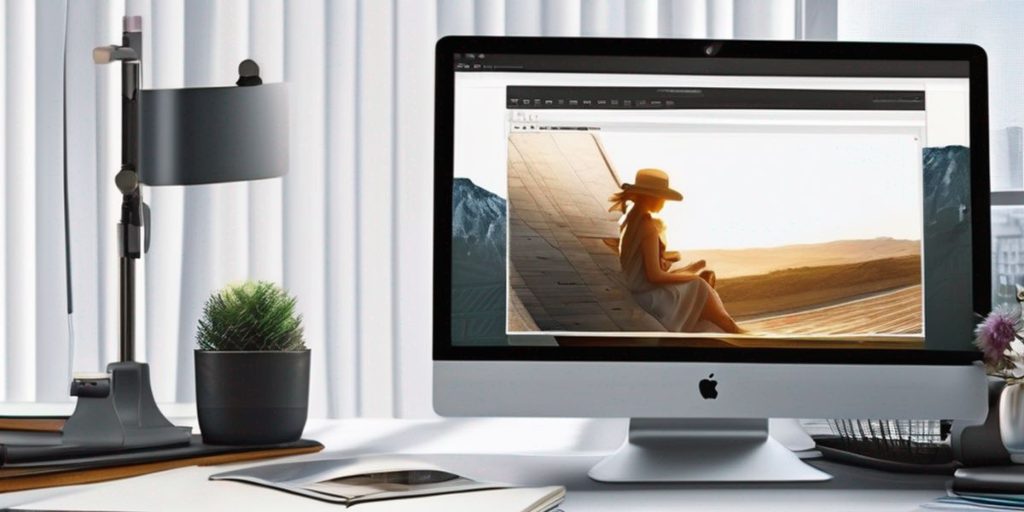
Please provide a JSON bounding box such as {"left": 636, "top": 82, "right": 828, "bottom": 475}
{"left": 115, "top": 168, "right": 139, "bottom": 195}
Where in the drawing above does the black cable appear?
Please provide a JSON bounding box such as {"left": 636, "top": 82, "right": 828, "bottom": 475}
{"left": 62, "top": 0, "right": 76, "bottom": 377}
{"left": 62, "top": 0, "right": 72, "bottom": 317}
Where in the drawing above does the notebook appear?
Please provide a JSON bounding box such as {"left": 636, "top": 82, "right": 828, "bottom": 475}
{"left": 953, "top": 466, "right": 1024, "bottom": 495}
{"left": 210, "top": 456, "right": 566, "bottom": 511}
{"left": 0, "top": 416, "right": 323, "bottom": 493}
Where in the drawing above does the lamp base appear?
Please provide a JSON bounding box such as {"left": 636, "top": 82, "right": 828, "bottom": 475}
{"left": 61, "top": 362, "right": 192, "bottom": 449}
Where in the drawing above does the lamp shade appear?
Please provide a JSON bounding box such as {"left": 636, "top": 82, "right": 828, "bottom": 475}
{"left": 139, "top": 83, "right": 288, "bottom": 186}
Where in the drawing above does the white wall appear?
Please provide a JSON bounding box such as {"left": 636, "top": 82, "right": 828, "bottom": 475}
{"left": 0, "top": 0, "right": 824, "bottom": 416}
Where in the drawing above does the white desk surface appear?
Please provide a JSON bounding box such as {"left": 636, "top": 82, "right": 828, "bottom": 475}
{"left": 0, "top": 418, "right": 951, "bottom": 511}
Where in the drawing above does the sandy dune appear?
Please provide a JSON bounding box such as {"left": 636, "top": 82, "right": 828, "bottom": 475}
{"left": 740, "top": 285, "right": 922, "bottom": 336}
{"left": 716, "top": 254, "right": 922, "bottom": 321}
{"left": 681, "top": 238, "right": 921, "bottom": 279}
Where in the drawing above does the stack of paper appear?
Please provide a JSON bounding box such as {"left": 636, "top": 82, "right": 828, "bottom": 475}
{"left": 922, "top": 465, "right": 1024, "bottom": 511}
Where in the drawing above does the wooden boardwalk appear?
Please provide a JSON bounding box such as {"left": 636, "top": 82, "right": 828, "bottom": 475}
{"left": 508, "top": 132, "right": 665, "bottom": 332}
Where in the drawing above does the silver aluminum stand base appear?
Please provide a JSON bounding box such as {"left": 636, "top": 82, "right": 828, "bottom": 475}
{"left": 588, "top": 418, "right": 832, "bottom": 483}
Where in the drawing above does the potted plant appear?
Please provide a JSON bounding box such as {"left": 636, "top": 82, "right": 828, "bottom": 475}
{"left": 975, "top": 290, "right": 1024, "bottom": 462}
{"left": 194, "top": 281, "right": 310, "bottom": 445}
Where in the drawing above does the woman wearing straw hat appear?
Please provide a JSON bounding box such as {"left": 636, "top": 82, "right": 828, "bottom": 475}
{"left": 609, "top": 168, "right": 743, "bottom": 334}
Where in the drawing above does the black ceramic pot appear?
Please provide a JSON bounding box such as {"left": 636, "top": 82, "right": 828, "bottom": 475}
{"left": 194, "top": 349, "right": 310, "bottom": 445}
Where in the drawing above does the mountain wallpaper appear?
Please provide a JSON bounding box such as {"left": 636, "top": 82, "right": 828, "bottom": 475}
{"left": 450, "top": 178, "right": 508, "bottom": 346}
{"left": 921, "top": 145, "right": 974, "bottom": 350}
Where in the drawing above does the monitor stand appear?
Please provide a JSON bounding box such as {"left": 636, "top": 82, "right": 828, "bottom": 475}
{"left": 588, "top": 418, "right": 831, "bottom": 482}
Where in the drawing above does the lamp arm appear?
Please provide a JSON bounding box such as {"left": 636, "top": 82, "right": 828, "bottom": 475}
{"left": 97, "top": 16, "right": 143, "bottom": 363}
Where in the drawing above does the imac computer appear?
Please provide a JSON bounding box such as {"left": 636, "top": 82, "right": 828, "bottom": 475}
{"left": 433, "top": 37, "right": 991, "bottom": 482}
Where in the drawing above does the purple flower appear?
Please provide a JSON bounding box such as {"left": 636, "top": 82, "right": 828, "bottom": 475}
{"left": 975, "top": 304, "right": 1023, "bottom": 365}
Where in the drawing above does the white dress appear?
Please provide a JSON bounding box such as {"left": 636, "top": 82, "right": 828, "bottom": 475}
{"left": 619, "top": 209, "right": 710, "bottom": 332}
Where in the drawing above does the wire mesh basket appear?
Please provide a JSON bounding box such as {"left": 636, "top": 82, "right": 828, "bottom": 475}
{"left": 808, "top": 418, "right": 957, "bottom": 472}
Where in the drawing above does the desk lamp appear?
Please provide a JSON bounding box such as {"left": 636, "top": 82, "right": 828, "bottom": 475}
{"left": 58, "top": 15, "right": 288, "bottom": 451}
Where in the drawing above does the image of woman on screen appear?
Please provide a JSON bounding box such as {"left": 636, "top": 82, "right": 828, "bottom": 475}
{"left": 610, "top": 168, "right": 744, "bottom": 334}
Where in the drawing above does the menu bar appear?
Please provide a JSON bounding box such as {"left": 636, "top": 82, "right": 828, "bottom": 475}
{"left": 453, "top": 53, "right": 970, "bottom": 78}
{"left": 506, "top": 86, "right": 926, "bottom": 111}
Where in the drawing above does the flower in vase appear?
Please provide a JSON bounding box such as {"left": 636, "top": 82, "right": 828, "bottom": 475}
{"left": 975, "top": 304, "right": 1024, "bottom": 369}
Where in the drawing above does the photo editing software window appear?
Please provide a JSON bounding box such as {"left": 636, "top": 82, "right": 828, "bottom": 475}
{"left": 450, "top": 53, "right": 974, "bottom": 351}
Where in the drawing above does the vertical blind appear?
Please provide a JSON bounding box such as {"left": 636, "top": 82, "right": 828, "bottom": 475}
{"left": 0, "top": 0, "right": 831, "bottom": 417}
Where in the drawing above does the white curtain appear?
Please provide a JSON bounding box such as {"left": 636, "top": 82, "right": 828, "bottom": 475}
{"left": 0, "top": 0, "right": 832, "bottom": 417}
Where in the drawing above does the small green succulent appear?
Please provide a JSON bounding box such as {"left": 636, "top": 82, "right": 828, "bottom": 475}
{"left": 196, "top": 281, "right": 307, "bottom": 351}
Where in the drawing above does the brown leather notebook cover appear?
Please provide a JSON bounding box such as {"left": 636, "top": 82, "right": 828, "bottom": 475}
{"left": 0, "top": 418, "right": 65, "bottom": 434}
{"left": 0, "top": 417, "right": 324, "bottom": 493}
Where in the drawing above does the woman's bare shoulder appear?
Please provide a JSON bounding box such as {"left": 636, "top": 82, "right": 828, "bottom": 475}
{"left": 630, "top": 213, "right": 661, "bottom": 236}
{"left": 644, "top": 215, "right": 665, "bottom": 234}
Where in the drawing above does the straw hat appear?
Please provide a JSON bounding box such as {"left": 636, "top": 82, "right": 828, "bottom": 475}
{"left": 620, "top": 168, "right": 683, "bottom": 201}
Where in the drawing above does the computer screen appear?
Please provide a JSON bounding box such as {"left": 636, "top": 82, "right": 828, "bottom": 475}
{"left": 446, "top": 48, "right": 982, "bottom": 353}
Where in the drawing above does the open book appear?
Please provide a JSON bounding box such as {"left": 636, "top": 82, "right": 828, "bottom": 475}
{"left": 210, "top": 456, "right": 565, "bottom": 511}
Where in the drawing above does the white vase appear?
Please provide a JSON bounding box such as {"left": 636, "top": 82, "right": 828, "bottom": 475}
{"left": 1000, "top": 382, "right": 1024, "bottom": 462}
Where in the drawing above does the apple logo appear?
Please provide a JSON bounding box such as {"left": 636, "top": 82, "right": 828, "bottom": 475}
{"left": 699, "top": 374, "right": 718, "bottom": 400}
